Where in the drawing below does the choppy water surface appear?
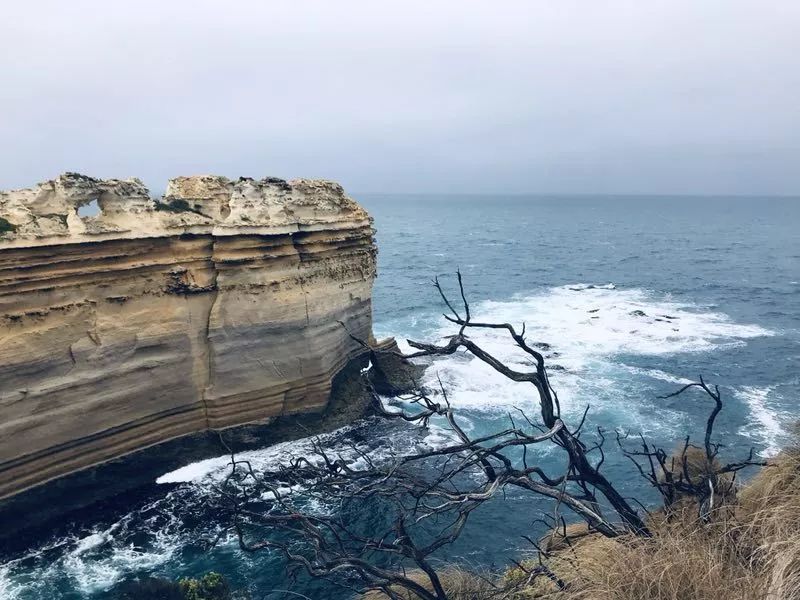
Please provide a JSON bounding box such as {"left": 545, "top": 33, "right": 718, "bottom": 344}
{"left": 2, "top": 195, "right": 798, "bottom": 599}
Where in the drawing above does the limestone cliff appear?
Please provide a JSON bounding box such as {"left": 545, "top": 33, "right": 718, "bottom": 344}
{"left": 0, "top": 173, "right": 377, "bottom": 501}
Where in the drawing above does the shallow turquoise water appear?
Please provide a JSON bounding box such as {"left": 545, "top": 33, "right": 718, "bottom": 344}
{"left": 2, "top": 195, "right": 798, "bottom": 599}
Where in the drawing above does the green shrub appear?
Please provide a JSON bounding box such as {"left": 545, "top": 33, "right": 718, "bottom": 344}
{"left": 104, "top": 572, "right": 237, "bottom": 600}
{"left": 179, "top": 572, "right": 232, "bottom": 600}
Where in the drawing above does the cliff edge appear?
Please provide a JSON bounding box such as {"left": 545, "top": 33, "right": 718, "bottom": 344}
{"left": 0, "top": 173, "right": 377, "bottom": 503}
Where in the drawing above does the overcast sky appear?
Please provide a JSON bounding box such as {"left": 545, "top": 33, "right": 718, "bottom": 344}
{"left": 1, "top": 1, "right": 798, "bottom": 195}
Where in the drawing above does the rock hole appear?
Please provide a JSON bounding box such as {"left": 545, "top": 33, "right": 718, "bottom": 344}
{"left": 77, "top": 199, "right": 100, "bottom": 218}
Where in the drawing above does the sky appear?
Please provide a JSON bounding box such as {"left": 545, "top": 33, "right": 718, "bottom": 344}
{"left": 1, "top": 1, "right": 798, "bottom": 195}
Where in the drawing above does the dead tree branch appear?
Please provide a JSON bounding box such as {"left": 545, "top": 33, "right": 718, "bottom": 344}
{"left": 208, "top": 273, "right": 767, "bottom": 598}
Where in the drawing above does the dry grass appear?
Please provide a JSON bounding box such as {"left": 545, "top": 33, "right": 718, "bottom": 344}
{"left": 528, "top": 445, "right": 800, "bottom": 600}
{"left": 538, "top": 522, "right": 595, "bottom": 553}
{"left": 737, "top": 447, "right": 800, "bottom": 599}
{"left": 360, "top": 567, "right": 500, "bottom": 599}
{"left": 545, "top": 522, "right": 765, "bottom": 599}
{"left": 504, "top": 517, "right": 766, "bottom": 599}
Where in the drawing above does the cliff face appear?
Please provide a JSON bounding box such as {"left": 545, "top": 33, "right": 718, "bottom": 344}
{"left": 0, "top": 173, "right": 376, "bottom": 501}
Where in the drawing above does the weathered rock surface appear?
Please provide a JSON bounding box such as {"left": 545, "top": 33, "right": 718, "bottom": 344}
{"left": 0, "top": 173, "right": 377, "bottom": 502}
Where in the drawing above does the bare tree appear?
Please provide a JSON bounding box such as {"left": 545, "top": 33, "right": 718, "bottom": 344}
{"left": 210, "top": 273, "right": 765, "bottom": 599}
{"left": 617, "top": 378, "right": 765, "bottom": 521}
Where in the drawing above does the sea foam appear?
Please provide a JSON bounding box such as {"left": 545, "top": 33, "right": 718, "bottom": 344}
{"left": 409, "top": 284, "right": 772, "bottom": 414}
{"left": 734, "top": 386, "right": 787, "bottom": 457}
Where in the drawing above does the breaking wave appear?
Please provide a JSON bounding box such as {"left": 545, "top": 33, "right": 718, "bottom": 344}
{"left": 408, "top": 284, "right": 772, "bottom": 414}
{"left": 734, "top": 386, "right": 789, "bottom": 457}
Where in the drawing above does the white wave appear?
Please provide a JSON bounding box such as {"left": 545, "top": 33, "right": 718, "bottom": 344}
{"left": 157, "top": 413, "right": 445, "bottom": 492}
{"left": 735, "top": 386, "right": 786, "bottom": 457}
{"left": 620, "top": 365, "right": 695, "bottom": 386}
{"left": 157, "top": 425, "right": 357, "bottom": 484}
{"left": 394, "top": 337, "right": 415, "bottom": 355}
{"left": 61, "top": 538, "right": 178, "bottom": 596}
{"left": 70, "top": 530, "right": 115, "bottom": 557}
{"left": 157, "top": 454, "right": 229, "bottom": 484}
{"left": 409, "top": 284, "right": 772, "bottom": 425}
{"left": 421, "top": 422, "right": 460, "bottom": 449}
{"left": 0, "top": 513, "right": 182, "bottom": 598}
{"left": 0, "top": 565, "right": 21, "bottom": 600}
{"left": 471, "top": 284, "right": 771, "bottom": 363}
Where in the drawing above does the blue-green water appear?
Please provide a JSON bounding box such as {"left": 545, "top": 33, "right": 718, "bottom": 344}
{"left": 2, "top": 195, "right": 798, "bottom": 599}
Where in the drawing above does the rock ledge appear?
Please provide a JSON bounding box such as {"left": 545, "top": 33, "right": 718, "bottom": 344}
{"left": 0, "top": 172, "right": 371, "bottom": 247}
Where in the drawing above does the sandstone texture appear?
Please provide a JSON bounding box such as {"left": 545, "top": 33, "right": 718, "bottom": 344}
{"left": 0, "top": 173, "right": 377, "bottom": 501}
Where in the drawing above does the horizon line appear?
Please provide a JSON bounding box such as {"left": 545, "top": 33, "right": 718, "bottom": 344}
{"left": 351, "top": 191, "right": 800, "bottom": 199}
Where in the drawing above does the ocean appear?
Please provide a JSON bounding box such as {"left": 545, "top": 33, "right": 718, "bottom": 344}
{"left": 1, "top": 194, "right": 798, "bottom": 599}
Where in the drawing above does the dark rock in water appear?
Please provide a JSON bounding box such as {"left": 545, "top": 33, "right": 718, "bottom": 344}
{"left": 629, "top": 310, "right": 647, "bottom": 317}
{"left": 533, "top": 342, "right": 552, "bottom": 351}
{"left": 103, "top": 572, "right": 244, "bottom": 600}
{"left": 587, "top": 308, "right": 600, "bottom": 313}
{"left": 548, "top": 364, "right": 567, "bottom": 372}
{"left": 659, "top": 314, "right": 678, "bottom": 320}
{"left": 569, "top": 283, "right": 615, "bottom": 291}
{"left": 368, "top": 338, "right": 424, "bottom": 395}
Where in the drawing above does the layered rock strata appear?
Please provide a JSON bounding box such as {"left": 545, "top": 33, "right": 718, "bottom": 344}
{"left": 0, "top": 173, "right": 377, "bottom": 502}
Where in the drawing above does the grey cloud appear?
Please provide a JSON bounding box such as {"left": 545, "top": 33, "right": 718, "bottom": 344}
{"left": 1, "top": 0, "right": 798, "bottom": 195}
